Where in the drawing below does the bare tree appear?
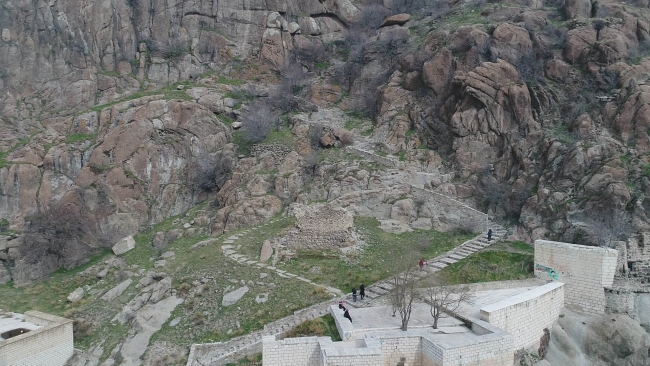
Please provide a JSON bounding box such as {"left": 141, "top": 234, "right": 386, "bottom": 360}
{"left": 388, "top": 251, "right": 420, "bottom": 331}
{"left": 423, "top": 277, "right": 472, "bottom": 329}
{"left": 21, "top": 202, "right": 98, "bottom": 270}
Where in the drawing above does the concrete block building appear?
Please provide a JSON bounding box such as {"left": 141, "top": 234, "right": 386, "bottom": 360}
{"left": 0, "top": 311, "right": 73, "bottom": 366}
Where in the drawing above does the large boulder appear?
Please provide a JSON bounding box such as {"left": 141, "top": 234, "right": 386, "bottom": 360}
{"left": 445, "top": 59, "right": 540, "bottom": 177}
{"left": 422, "top": 49, "right": 454, "bottom": 96}
{"left": 222, "top": 286, "right": 249, "bottom": 307}
{"left": 67, "top": 287, "right": 85, "bottom": 302}
{"left": 112, "top": 236, "right": 136, "bottom": 255}
{"left": 490, "top": 23, "right": 533, "bottom": 65}
{"left": 545, "top": 311, "right": 650, "bottom": 366}
{"left": 381, "top": 13, "right": 411, "bottom": 27}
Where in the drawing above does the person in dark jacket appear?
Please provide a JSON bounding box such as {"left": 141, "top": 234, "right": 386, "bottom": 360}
{"left": 487, "top": 229, "right": 493, "bottom": 241}
{"left": 359, "top": 284, "right": 365, "bottom": 300}
{"left": 352, "top": 287, "right": 358, "bottom": 302}
{"left": 343, "top": 309, "right": 352, "bottom": 322}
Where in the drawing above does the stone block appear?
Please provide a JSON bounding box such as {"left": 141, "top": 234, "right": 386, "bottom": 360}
{"left": 112, "top": 236, "right": 136, "bottom": 255}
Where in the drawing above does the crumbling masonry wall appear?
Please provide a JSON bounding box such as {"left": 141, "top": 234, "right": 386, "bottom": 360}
{"left": 534, "top": 240, "right": 617, "bottom": 315}
{"left": 0, "top": 311, "right": 73, "bottom": 366}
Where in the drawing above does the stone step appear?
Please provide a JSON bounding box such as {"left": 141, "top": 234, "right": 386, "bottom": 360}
{"left": 440, "top": 257, "right": 458, "bottom": 264}
{"left": 431, "top": 262, "right": 447, "bottom": 269}
{"left": 448, "top": 254, "right": 466, "bottom": 260}
{"left": 423, "top": 265, "right": 438, "bottom": 273}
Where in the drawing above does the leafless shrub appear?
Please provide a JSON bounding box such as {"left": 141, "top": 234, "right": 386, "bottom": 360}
{"left": 163, "top": 39, "right": 188, "bottom": 62}
{"left": 542, "top": 24, "right": 567, "bottom": 50}
{"left": 241, "top": 101, "right": 277, "bottom": 142}
{"left": 188, "top": 150, "right": 233, "bottom": 193}
{"left": 21, "top": 202, "right": 97, "bottom": 269}
{"left": 310, "top": 124, "right": 325, "bottom": 149}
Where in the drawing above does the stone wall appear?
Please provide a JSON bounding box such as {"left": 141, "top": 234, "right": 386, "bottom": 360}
{"left": 283, "top": 229, "right": 351, "bottom": 250}
{"left": 283, "top": 204, "right": 354, "bottom": 250}
{"left": 0, "top": 311, "right": 73, "bottom": 366}
{"left": 622, "top": 234, "right": 650, "bottom": 282}
{"left": 480, "top": 282, "right": 564, "bottom": 350}
{"left": 262, "top": 336, "right": 323, "bottom": 366}
{"left": 263, "top": 327, "right": 515, "bottom": 366}
{"left": 251, "top": 144, "right": 294, "bottom": 163}
{"left": 534, "top": 240, "right": 618, "bottom": 315}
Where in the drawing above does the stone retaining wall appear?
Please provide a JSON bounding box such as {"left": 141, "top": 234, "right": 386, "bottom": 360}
{"left": 251, "top": 144, "right": 294, "bottom": 162}
{"left": 283, "top": 229, "right": 351, "bottom": 250}
{"left": 534, "top": 240, "right": 618, "bottom": 315}
{"left": 0, "top": 311, "right": 73, "bottom": 366}
{"left": 480, "top": 282, "right": 564, "bottom": 350}
{"left": 262, "top": 324, "right": 515, "bottom": 366}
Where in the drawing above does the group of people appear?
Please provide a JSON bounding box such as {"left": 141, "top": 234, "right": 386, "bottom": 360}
{"left": 337, "top": 284, "right": 367, "bottom": 323}
{"left": 351, "top": 284, "right": 365, "bottom": 302}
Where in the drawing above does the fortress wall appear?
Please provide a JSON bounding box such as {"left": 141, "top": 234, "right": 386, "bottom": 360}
{"left": 0, "top": 311, "right": 73, "bottom": 366}
{"left": 480, "top": 282, "right": 564, "bottom": 350}
{"left": 261, "top": 336, "right": 323, "bottom": 366}
{"left": 534, "top": 240, "right": 618, "bottom": 315}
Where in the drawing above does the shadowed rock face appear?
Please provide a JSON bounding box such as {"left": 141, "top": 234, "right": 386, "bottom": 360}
{"left": 546, "top": 311, "right": 650, "bottom": 366}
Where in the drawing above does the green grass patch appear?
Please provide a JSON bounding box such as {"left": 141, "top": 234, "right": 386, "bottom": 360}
{"left": 219, "top": 114, "right": 235, "bottom": 126}
{"left": 66, "top": 133, "right": 97, "bottom": 144}
{"left": 264, "top": 128, "right": 295, "bottom": 146}
{"left": 277, "top": 217, "right": 475, "bottom": 292}
{"left": 315, "top": 62, "right": 330, "bottom": 69}
{"left": 217, "top": 76, "right": 246, "bottom": 86}
{"left": 0, "top": 249, "right": 112, "bottom": 315}
{"left": 233, "top": 215, "right": 295, "bottom": 259}
{"left": 224, "top": 354, "right": 262, "bottom": 366}
{"left": 282, "top": 314, "right": 341, "bottom": 341}
{"left": 89, "top": 82, "right": 193, "bottom": 113}
{"left": 441, "top": 248, "right": 534, "bottom": 285}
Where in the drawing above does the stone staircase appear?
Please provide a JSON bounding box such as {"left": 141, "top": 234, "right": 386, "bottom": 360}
{"left": 342, "top": 222, "right": 508, "bottom": 308}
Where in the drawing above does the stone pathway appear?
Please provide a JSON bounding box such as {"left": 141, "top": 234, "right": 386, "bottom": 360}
{"left": 186, "top": 221, "right": 509, "bottom": 366}
{"left": 219, "top": 218, "right": 343, "bottom": 297}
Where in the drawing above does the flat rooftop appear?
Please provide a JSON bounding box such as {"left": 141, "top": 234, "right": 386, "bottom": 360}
{"left": 0, "top": 311, "right": 41, "bottom": 342}
{"left": 455, "top": 285, "right": 543, "bottom": 320}
{"left": 331, "top": 303, "right": 468, "bottom": 341}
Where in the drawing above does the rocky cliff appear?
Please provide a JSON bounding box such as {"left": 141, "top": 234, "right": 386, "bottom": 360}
{"left": 1, "top": 0, "right": 650, "bottom": 288}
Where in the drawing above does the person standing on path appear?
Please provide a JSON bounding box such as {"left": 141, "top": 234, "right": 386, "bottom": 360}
{"left": 343, "top": 309, "right": 352, "bottom": 323}
{"left": 487, "top": 229, "right": 493, "bottom": 241}
{"left": 359, "top": 284, "right": 365, "bottom": 300}
{"left": 419, "top": 258, "right": 424, "bottom": 270}
{"left": 352, "top": 287, "right": 358, "bottom": 302}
